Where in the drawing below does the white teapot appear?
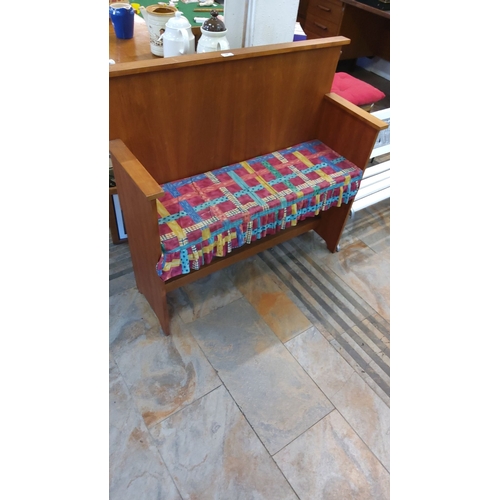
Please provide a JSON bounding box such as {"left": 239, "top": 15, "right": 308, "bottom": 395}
{"left": 197, "top": 10, "right": 230, "bottom": 53}
{"left": 162, "top": 11, "right": 195, "bottom": 57}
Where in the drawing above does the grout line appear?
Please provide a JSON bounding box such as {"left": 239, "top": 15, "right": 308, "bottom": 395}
{"left": 110, "top": 350, "right": 185, "bottom": 500}
{"left": 270, "top": 407, "right": 336, "bottom": 458}
{"left": 333, "top": 404, "right": 390, "bottom": 475}
{"left": 222, "top": 382, "right": 303, "bottom": 499}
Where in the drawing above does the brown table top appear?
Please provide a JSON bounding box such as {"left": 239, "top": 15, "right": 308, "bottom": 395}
{"left": 109, "top": 14, "right": 158, "bottom": 63}
{"left": 109, "top": 13, "right": 204, "bottom": 64}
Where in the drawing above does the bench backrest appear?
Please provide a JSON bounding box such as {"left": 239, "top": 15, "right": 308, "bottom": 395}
{"left": 109, "top": 37, "right": 350, "bottom": 185}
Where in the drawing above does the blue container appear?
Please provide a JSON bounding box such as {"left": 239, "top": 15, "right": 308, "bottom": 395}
{"left": 110, "top": 6, "right": 135, "bottom": 40}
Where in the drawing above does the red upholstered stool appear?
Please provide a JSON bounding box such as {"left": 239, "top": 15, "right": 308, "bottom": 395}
{"left": 330, "top": 72, "right": 385, "bottom": 112}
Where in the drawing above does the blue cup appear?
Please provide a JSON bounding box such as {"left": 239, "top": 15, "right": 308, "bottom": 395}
{"left": 110, "top": 6, "right": 135, "bottom": 40}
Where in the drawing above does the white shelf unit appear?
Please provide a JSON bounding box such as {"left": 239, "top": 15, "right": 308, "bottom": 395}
{"left": 350, "top": 108, "right": 390, "bottom": 216}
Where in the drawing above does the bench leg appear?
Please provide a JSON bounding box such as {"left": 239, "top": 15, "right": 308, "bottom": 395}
{"left": 132, "top": 264, "right": 171, "bottom": 336}
{"left": 315, "top": 202, "right": 353, "bottom": 253}
{"left": 157, "top": 303, "right": 171, "bottom": 337}
{"left": 140, "top": 283, "right": 171, "bottom": 336}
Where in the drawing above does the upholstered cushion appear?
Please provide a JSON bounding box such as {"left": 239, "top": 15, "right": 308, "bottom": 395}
{"left": 155, "top": 140, "right": 363, "bottom": 282}
{"left": 330, "top": 72, "right": 385, "bottom": 106}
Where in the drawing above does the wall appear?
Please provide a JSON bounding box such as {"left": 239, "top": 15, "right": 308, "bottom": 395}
{"left": 224, "top": 0, "right": 300, "bottom": 49}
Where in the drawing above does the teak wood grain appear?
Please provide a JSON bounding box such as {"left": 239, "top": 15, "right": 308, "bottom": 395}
{"left": 109, "top": 37, "right": 350, "bottom": 185}
{"left": 109, "top": 37, "right": 388, "bottom": 335}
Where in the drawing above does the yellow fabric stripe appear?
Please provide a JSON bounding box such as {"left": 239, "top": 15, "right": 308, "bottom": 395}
{"left": 293, "top": 151, "right": 314, "bottom": 167}
{"left": 337, "top": 186, "right": 344, "bottom": 207}
{"left": 201, "top": 228, "right": 211, "bottom": 242}
{"left": 162, "top": 258, "right": 180, "bottom": 272}
{"left": 216, "top": 234, "right": 224, "bottom": 257}
{"left": 203, "top": 242, "right": 214, "bottom": 255}
{"left": 191, "top": 245, "right": 200, "bottom": 264}
{"left": 294, "top": 151, "right": 338, "bottom": 187}
{"left": 156, "top": 200, "right": 187, "bottom": 244}
{"left": 162, "top": 229, "right": 238, "bottom": 270}
{"left": 241, "top": 161, "right": 279, "bottom": 197}
{"left": 156, "top": 199, "right": 169, "bottom": 218}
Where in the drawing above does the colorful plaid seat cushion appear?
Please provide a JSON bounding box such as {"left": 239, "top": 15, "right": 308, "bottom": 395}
{"left": 155, "top": 139, "right": 363, "bottom": 282}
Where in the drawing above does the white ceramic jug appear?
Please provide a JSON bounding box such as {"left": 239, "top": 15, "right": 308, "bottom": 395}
{"left": 196, "top": 10, "right": 230, "bottom": 53}
{"left": 162, "top": 11, "right": 195, "bottom": 57}
{"left": 140, "top": 2, "right": 177, "bottom": 56}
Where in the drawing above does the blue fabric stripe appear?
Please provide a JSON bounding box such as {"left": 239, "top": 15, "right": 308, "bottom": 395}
{"left": 227, "top": 170, "right": 270, "bottom": 209}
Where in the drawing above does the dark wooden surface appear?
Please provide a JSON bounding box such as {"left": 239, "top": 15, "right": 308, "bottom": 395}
{"left": 299, "top": 0, "right": 390, "bottom": 60}
{"left": 110, "top": 14, "right": 156, "bottom": 63}
{"left": 341, "top": 0, "right": 390, "bottom": 19}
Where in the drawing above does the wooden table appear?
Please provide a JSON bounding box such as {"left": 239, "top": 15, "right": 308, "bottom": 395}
{"left": 341, "top": 0, "right": 389, "bottom": 20}
{"left": 340, "top": 0, "right": 389, "bottom": 60}
{"left": 299, "top": 0, "right": 389, "bottom": 61}
{"left": 109, "top": 6, "right": 214, "bottom": 63}
{"left": 109, "top": 14, "right": 156, "bottom": 63}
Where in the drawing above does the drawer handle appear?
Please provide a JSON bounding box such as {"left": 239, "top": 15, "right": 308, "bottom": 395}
{"left": 314, "top": 21, "right": 328, "bottom": 30}
{"left": 317, "top": 4, "right": 331, "bottom": 11}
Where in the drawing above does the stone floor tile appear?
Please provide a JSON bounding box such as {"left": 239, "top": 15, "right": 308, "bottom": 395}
{"left": 110, "top": 291, "right": 221, "bottom": 428}
{"left": 150, "top": 385, "right": 299, "bottom": 500}
{"left": 109, "top": 271, "right": 136, "bottom": 297}
{"left": 339, "top": 198, "right": 389, "bottom": 251}
{"left": 360, "top": 315, "right": 390, "bottom": 350}
{"left": 340, "top": 323, "right": 389, "bottom": 378}
{"left": 109, "top": 287, "right": 159, "bottom": 345}
{"left": 331, "top": 334, "right": 390, "bottom": 408}
{"left": 325, "top": 240, "right": 390, "bottom": 321}
{"left": 109, "top": 358, "right": 182, "bottom": 500}
{"left": 285, "top": 326, "right": 355, "bottom": 399}
{"left": 188, "top": 298, "right": 334, "bottom": 455}
{"left": 277, "top": 226, "right": 331, "bottom": 261}
{"left": 229, "top": 257, "right": 311, "bottom": 342}
{"left": 259, "top": 241, "right": 385, "bottom": 343}
{"left": 274, "top": 410, "right": 390, "bottom": 500}
{"left": 331, "top": 371, "right": 390, "bottom": 471}
{"left": 167, "top": 267, "right": 243, "bottom": 324}
{"left": 359, "top": 200, "right": 390, "bottom": 251}
{"left": 354, "top": 365, "right": 390, "bottom": 409}
{"left": 273, "top": 241, "right": 369, "bottom": 327}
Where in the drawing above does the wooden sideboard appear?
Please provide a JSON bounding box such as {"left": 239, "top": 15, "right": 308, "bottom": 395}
{"left": 299, "top": 0, "right": 389, "bottom": 61}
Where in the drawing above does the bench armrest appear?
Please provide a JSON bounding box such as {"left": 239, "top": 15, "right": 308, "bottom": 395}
{"left": 109, "top": 139, "right": 163, "bottom": 201}
{"left": 109, "top": 139, "right": 167, "bottom": 303}
{"left": 324, "top": 93, "right": 388, "bottom": 130}
{"left": 317, "top": 93, "right": 389, "bottom": 171}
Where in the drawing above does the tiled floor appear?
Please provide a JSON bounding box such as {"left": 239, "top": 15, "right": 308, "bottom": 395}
{"left": 110, "top": 193, "right": 390, "bottom": 499}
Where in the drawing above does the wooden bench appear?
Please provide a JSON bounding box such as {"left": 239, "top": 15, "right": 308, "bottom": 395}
{"left": 109, "top": 36, "right": 388, "bottom": 335}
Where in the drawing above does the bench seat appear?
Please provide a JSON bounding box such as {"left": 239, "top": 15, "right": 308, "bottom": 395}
{"left": 155, "top": 140, "right": 363, "bottom": 282}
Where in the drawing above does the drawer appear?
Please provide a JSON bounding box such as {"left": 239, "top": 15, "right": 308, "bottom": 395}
{"left": 304, "top": 12, "right": 341, "bottom": 37}
{"left": 306, "top": 0, "right": 344, "bottom": 24}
